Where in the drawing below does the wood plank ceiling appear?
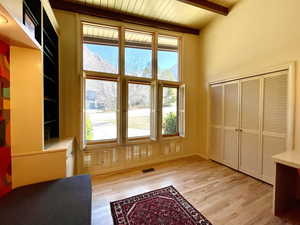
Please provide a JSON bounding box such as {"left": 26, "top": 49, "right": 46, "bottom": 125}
{"left": 51, "top": 0, "right": 240, "bottom": 34}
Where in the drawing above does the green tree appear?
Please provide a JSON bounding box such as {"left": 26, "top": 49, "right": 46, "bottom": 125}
{"left": 163, "top": 112, "right": 177, "bottom": 134}
{"left": 86, "top": 116, "right": 93, "bottom": 140}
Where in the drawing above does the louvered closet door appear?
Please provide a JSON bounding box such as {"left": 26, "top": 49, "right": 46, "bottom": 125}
{"left": 223, "top": 81, "right": 239, "bottom": 169}
{"left": 210, "top": 84, "right": 223, "bottom": 162}
{"left": 239, "top": 77, "right": 262, "bottom": 178}
{"left": 262, "top": 71, "right": 288, "bottom": 184}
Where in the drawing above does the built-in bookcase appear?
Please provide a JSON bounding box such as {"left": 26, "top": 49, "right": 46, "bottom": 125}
{"left": 23, "top": 0, "right": 41, "bottom": 44}
{"left": 22, "top": 0, "right": 59, "bottom": 142}
{"left": 43, "top": 9, "right": 59, "bottom": 141}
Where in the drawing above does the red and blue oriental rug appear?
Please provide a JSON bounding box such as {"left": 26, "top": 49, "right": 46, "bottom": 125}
{"left": 110, "top": 186, "right": 212, "bottom": 225}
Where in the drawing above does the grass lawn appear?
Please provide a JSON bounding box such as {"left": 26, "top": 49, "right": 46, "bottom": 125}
{"left": 108, "top": 116, "right": 150, "bottom": 130}
{"left": 128, "top": 116, "right": 150, "bottom": 130}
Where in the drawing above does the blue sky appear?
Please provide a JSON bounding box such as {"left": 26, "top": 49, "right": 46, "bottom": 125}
{"left": 158, "top": 51, "right": 178, "bottom": 69}
{"left": 85, "top": 44, "right": 178, "bottom": 71}
{"left": 85, "top": 44, "right": 119, "bottom": 67}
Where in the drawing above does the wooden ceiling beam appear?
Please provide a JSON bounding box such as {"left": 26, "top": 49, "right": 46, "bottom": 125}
{"left": 177, "top": 0, "right": 229, "bottom": 16}
{"left": 49, "top": 0, "right": 200, "bottom": 35}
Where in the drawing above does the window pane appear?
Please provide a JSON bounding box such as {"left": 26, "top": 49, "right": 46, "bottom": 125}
{"left": 158, "top": 35, "right": 179, "bottom": 82}
{"left": 128, "top": 83, "right": 151, "bottom": 138}
{"left": 158, "top": 35, "right": 178, "bottom": 50}
{"left": 125, "top": 30, "right": 152, "bottom": 46}
{"left": 83, "top": 23, "right": 119, "bottom": 43}
{"left": 162, "top": 87, "right": 178, "bottom": 135}
{"left": 83, "top": 44, "right": 119, "bottom": 74}
{"left": 158, "top": 50, "right": 179, "bottom": 81}
{"left": 82, "top": 23, "right": 119, "bottom": 74}
{"left": 85, "top": 79, "right": 117, "bottom": 141}
{"left": 125, "top": 48, "right": 152, "bottom": 78}
{"left": 125, "top": 30, "right": 152, "bottom": 78}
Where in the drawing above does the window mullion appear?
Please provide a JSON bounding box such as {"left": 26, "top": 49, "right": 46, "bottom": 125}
{"left": 153, "top": 32, "right": 158, "bottom": 81}
{"left": 157, "top": 83, "right": 163, "bottom": 139}
{"left": 150, "top": 80, "right": 157, "bottom": 140}
{"left": 152, "top": 32, "right": 160, "bottom": 140}
{"left": 119, "top": 26, "right": 125, "bottom": 76}
{"left": 178, "top": 36, "right": 183, "bottom": 83}
{"left": 118, "top": 26, "right": 127, "bottom": 144}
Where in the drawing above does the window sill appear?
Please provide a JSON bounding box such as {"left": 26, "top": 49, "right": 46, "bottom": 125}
{"left": 160, "top": 135, "right": 184, "bottom": 141}
{"left": 126, "top": 137, "right": 154, "bottom": 145}
{"left": 83, "top": 136, "right": 185, "bottom": 151}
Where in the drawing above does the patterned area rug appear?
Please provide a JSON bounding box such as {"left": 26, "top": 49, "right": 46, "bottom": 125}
{"left": 110, "top": 186, "right": 212, "bottom": 225}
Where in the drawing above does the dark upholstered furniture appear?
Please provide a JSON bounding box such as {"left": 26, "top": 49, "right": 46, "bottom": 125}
{"left": 0, "top": 175, "right": 92, "bottom": 225}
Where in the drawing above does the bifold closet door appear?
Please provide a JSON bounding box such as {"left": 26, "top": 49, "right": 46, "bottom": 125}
{"left": 239, "top": 77, "right": 262, "bottom": 178}
{"left": 223, "top": 82, "right": 239, "bottom": 169}
{"left": 262, "top": 71, "right": 288, "bottom": 184}
{"left": 210, "top": 84, "right": 223, "bottom": 162}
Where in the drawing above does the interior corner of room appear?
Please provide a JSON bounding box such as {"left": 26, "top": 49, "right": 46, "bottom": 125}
{"left": 0, "top": 0, "right": 300, "bottom": 225}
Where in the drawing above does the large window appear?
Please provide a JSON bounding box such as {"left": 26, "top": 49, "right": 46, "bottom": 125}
{"left": 82, "top": 23, "right": 184, "bottom": 144}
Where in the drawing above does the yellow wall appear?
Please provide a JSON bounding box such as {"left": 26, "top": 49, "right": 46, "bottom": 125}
{"left": 10, "top": 46, "right": 43, "bottom": 154}
{"left": 54, "top": 10, "right": 204, "bottom": 173}
{"left": 199, "top": 0, "right": 300, "bottom": 156}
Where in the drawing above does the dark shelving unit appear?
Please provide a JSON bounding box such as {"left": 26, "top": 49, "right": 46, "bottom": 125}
{"left": 23, "top": 0, "right": 42, "bottom": 45}
{"left": 43, "top": 9, "right": 59, "bottom": 141}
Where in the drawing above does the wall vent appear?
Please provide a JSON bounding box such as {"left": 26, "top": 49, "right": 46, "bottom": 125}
{"left": 142, "top": 168, "right": 155, "bottom": 173}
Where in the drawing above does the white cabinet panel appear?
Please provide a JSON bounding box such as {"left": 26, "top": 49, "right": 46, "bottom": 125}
{"left": 241, "top": 79, "right": 260, "bottom": 130}
{"left": 211, "top": 85, "right": 223, "bottom": 126}
{"left": 262, "top": 135, "right": 285, "bottom": 184}
{"left": 263, "top": 74, "right": 287, "bottom": 134}
{"left": 210, "top": 127, "right": 223, "bottom": 162}
{"left": 240, "top": 132, "right": 260, "bottom": 177}
{"left": 224, "top": 82, "right": 239, "bottom": 127}
{"left": 223, "top": 129, "right": 238, "bottom": 168}
{"left": 223, "top": 82, "right": 239, "bottom": 169}
{"left": 210, "top": 85, "right": 223, "bottom": 162}
{"left": 209, "top": 70, "right": 290, "bottom": 184}
{"left": 262, "top": 72, "right": 288, "bottom": 184}
{"left": 239, "top": 78, "right": 262, "bottom": 178}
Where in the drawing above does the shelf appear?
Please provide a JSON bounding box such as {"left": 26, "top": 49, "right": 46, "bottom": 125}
{"left": 44, "top": 74, "right": 56, "bottom": 83}
{"left": 43, "top": 30, "right": 57, "bottom": 50}
{"left": 44, "top": 120, "right": 57, "bottom": 125}
{"left": 44, "top": 44, "right": 55, "bottom": 58}
{"left": 43, "top": 49, "right": 55, "bottom": 65}
{"left": 44, "top": 137, "right": 74, "bottom": 152}
{"left": 44, "top": 97, "right": 57, "bottom": 103}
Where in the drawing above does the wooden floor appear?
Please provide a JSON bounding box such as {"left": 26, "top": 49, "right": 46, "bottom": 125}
{"left": 92, "top": 156, "right": 300, "bottom": 225}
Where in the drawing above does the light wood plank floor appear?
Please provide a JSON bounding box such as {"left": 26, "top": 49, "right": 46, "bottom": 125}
{"left": 92, "top": 156, "right": 300, "bottom": 225}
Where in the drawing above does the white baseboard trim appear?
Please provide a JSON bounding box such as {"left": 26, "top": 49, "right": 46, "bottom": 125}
{"left": 80, "top": 153, "right": 203, "bottom": 176}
